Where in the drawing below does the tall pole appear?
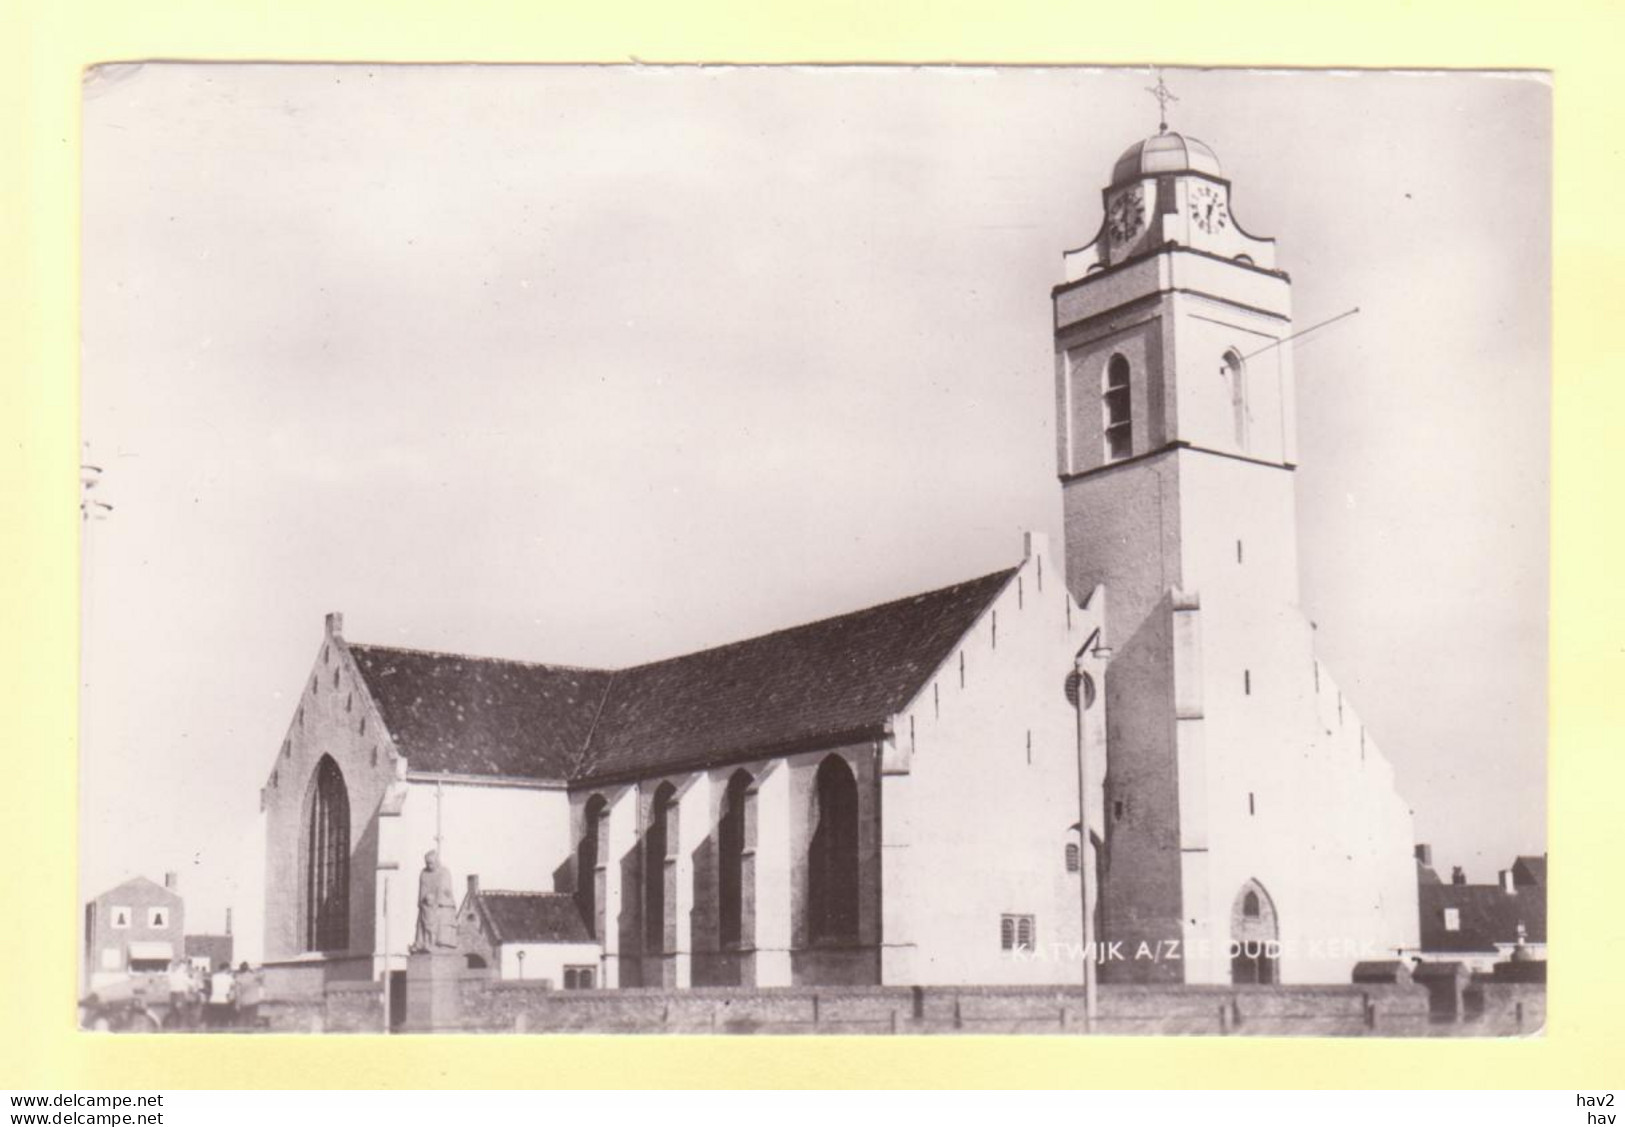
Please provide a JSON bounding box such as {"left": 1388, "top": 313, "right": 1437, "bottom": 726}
{"left": 435, "top": 780, "right": 444, "bottom": 854}
{"left": 381, "top": 875, "right": 391, "bottom": 1034}
{"left": 1072, "top": 662, "right": 1098, "bottom": 1033}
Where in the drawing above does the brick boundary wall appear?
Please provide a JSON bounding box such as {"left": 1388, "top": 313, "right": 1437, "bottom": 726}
{"left": 449, "top": 980, "right": 1459, "bottom": 1036}
{"left": 260, "top": 978, "right": 1543, "bottom": 1036}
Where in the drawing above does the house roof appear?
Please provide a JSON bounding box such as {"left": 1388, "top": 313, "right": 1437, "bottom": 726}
{"left": 469, "top": 891, "right": 594, "bottom": 945}
{"left": 93, "top": 876, "right": 180, "bottom": 905}
{"left": 346, "top": 567, "right": 1015, "bottom": 783}
{"left": 1511, "top": 855, "right": 1547, "bottom": 888}
{"left": 1419, "top": 881, "right": 1547, "bottom": 952}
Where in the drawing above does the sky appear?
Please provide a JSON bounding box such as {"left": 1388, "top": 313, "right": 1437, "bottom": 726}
{"left": 79, "top": 64, "right": 1550, "bottom": 950}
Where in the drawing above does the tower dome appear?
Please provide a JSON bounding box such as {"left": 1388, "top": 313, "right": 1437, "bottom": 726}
{"left": 1110, "top": 131, "right": 1222, "bottom": 187}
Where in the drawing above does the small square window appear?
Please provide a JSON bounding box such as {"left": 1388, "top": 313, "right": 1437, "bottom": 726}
{"left": 148, "top": 907, "right": 169, "bottom": 929}
{"left": 1443, "top": 907, "right": 1461, "bottom": 932}
{"left": 1000, "top": 914, "right": 1035, "bottom": 952}
{"left": 109, "top": 906, "right": 131, "bottom": 930}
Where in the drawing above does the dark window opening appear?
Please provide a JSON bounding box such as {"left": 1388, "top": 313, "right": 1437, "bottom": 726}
{"left": 808, "top": 755, "right": 860, "bottom": 946}
{"left": 304, "top": 756, "right": 350, "bottom": 952}
{"left": 1104, "top": 354, "right": 1132, "bottom": 461}
{"left": 576, "top": 794, "right": 607, "bottom": 939}
{"left": 718, "top": 770, "right": 753, "bottom": 949}
{"left": 644, "top": 784, "right": 676, "bottom": 953}
{"left": 1065, "top": 842, "right": 1080, "bottom": 873}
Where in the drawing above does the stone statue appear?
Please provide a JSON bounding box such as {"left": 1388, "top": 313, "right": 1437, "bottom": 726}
{"left": 411, "top": 849, "right": 459, "bottom": 952}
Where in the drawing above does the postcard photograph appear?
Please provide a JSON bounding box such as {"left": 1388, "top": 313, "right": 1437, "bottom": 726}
{"left": 77, "top": 63, "right": 1549, "bottom": 1036}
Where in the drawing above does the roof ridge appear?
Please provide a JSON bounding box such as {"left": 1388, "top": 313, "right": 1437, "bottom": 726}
{"left": 348, "top": 566, "right": 1016, "bottom": 678}
{"left": 478, "top": 889, "right": 572, "bottom": 898}
{"left": 349, "top": 641, "right": 609, "bottom": 676}
{"left": 618, "top": 567, "right": 1019, "bottom": 675}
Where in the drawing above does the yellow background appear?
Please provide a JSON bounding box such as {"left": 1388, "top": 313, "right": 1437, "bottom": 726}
{"left": 3, "top": 0, "right": 1619, "bottom": 1088}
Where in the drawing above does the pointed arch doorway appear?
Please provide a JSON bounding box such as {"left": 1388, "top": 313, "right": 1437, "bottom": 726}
{"left": 1230, "top": 879, "right": 1279, "bottom": 985}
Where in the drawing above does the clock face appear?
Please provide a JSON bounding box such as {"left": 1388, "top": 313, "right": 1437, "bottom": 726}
{"left": 1189, "top": 182, "right": 1229, "bottom": 234}
{"left": 1107, "top": 188, "right": 1145, "bottom": 245}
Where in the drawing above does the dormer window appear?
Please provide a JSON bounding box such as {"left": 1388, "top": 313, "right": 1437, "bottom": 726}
{"left": 1103, "top": 354, "right": 1132, "bottom": 461}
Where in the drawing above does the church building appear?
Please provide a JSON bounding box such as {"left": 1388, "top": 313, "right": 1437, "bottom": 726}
{"left": 259, "top": 120, "right": 1419, "bottom": 996}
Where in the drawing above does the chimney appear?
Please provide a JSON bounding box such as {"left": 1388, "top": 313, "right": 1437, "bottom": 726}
{"left": 1451, "top": 866, "right": 1467, "bottom": 886}
{"left": 1022, "top": 530, "right": 1049, "bottom": 560}
{"left": 325, "top": 612, "right": 344, "bottom": 639}
{"left": 1414, "top": 844, "right": 1433, "bottom": 867}
{"left": 164, "top": 871, "right": 178, "bottom": 891}
{"left": 225, "top": 908, "right": 233, "bottom": 936}
{"left": 467, "top": 874, "right": 480, "bottom": 899}
{"left": 1499, "top": 870, "right": 1517, "bottom": 894}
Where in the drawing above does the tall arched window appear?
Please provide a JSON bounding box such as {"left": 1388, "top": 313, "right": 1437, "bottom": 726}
{"left": 576, "top": 794, "right": 608, "bottom": 939}
{"left": 644, "top": 783, "right": 677, "bottom": 954}
{"left": 718, "top": 770, "right": 755, "bottom": 950}
{"left": 304, "top": 755, "right": 350, "bottom": 952}
{"left": 808, "top": 755, "right": 860, "bottom": 945}
{"left": 1222, "top": 349, "right": 1248, "bottom": 450}
{"left": 1103, "top": 354, "right": 1132, "bottom": 461}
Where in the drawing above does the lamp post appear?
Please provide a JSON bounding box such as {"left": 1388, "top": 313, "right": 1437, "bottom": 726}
{"left": 1067, "top": 641, "right": 1111, "bottom": 1033}
{"left": 380, "top": 874, "right": 392, "bottom": 1034}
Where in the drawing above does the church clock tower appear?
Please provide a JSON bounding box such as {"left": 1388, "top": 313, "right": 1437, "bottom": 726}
{"left": 1054, "top": 118, "right": 1419, "bottom": 984}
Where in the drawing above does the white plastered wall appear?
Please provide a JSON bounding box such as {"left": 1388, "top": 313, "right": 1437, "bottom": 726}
{"left": 1175, "top": 453, "right": 1420, "bottom": 983}
{"left": 882, "top": 536, "right": 1107, "bottom": 985}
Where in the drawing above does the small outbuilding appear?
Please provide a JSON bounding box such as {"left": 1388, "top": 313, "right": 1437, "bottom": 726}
{"left": 458, "top": 880, "right": 601, "bottom": 989}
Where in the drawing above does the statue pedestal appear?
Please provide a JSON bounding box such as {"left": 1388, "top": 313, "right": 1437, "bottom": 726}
{"left": 403, "top": 951, "right": 464, "bottom": 1032}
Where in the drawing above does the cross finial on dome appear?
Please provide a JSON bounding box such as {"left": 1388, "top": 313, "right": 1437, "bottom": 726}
{"left": 1146, "top": 68, "right": 1178, "bottom": 134}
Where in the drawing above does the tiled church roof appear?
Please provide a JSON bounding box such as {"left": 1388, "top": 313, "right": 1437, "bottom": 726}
{"left": 348, "top": 567, "right": 1016, "bottom": 784}
{"left": 348, "top": 646, "right": 613, "bottom": 780}
{"left": 579, "top": 568, "right": 1016, "bottom": 781}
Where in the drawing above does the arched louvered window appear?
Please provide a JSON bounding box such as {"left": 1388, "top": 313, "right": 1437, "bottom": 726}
{"left": 1243, "top": 889, "right": 1261, "bottom": 918}
{"left": 718, "top": 770, "right": 754, "bottom": 949}
{"left": 1223, "top": 349, "right": 1248, "bottom": 450}
{"left": 1065, "top": 841, "right": 1081, "bottom": 873}
{"left": 644, "top": 783, "right": 677, "bottom": 953}
{"left": 808, "top": 755, "right": 860, "bottom": 945}
{"left": 304, "top": 756, "right": 350, "bottom": 952}
{"left": 1103, "top": 354, "right": 1132, "bottom": 461}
